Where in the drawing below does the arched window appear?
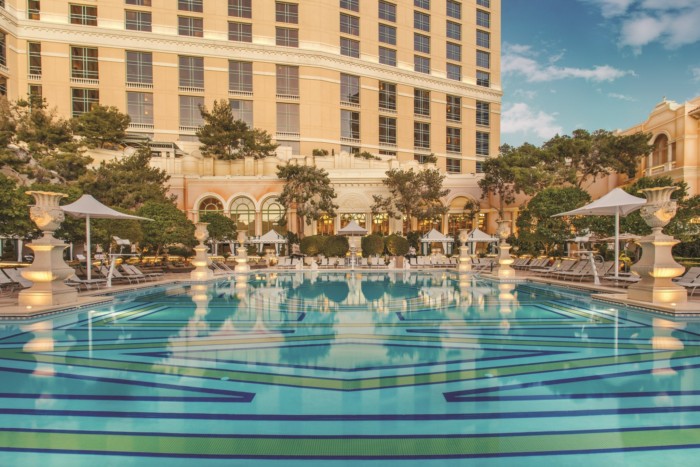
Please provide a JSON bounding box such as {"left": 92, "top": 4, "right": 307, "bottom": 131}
{"left": 317, "top": 214, "right": 335, "bottom": 235}
{"left": 340, "top": 213, "right": 366, "bottom": 229}
{"left": 230, "top": 196, "right": 255, "bottom": 236}
{"left": 261, "top": 197, "right": 286, "bottom": 235}
{"left": 652, "top": 135, "right": 668, "bottom": 167}
{"left": 448, "top": 196, "right": 473, "bottom": 235}
{"left": 198, "top": 197, "right": 223, "bottom": 218}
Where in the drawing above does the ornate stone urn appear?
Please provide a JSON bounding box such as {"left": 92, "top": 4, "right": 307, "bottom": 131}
{"left": 457, "top": 229, "right": 471, "bottom": 272}
{"left": 496, "top": 219, "right": 514, "bottom": 278}
{"left": 190, "top": 222, "right": 213, "bottom": 281}
{"left": 628, "top": 187, "right": 687, "bottom": 305}
{"left": 234, "top": 230, "right": 250, "bottom": 272}
{"left": 18, "top": 191, "right": 78, "bottom": 307}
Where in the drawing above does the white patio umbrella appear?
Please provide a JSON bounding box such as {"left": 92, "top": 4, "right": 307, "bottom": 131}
{"left": 62, "top": 195, "right": 152, "bottom": 281}
{"left": 553, "top": 188, "right": 646, "bottom": 278}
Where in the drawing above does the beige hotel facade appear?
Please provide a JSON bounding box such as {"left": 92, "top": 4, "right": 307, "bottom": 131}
{"left": 0, "top": 0, "right": 503, "bottom": 238}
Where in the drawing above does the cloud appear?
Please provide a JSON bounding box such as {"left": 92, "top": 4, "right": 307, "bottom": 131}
{"left": 513, "top": 89, "right": 537, "bottom": 99}
{"left": 607, "top": 92, "right": 637, "bottom": 101}
{"left": 580, "top": 0, "right": 635, "bottom": 17}
{"left": 692, "top": 67, "right": 700, "bottom": 82}
{"left": 501, "top": 103, "right": 564, "bottom": 141}
{"left": 581, "top": 0, "right": 700, "bottom": 51}
{"left": 502, "top": 44, "right": 634, "bottom": 83}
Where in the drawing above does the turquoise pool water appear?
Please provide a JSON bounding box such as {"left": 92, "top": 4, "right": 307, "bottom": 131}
{"left": 1, "top": 271, "right": 700, "bottom": 465}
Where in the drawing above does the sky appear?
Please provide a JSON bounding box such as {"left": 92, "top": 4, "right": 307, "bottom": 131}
{"left": 500, "top": 0, "right": 700, "bottom": 147}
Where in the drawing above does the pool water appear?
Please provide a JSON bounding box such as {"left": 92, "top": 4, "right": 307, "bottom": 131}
{"left": 1, "top": 271, "right": 700, "bottom": 466}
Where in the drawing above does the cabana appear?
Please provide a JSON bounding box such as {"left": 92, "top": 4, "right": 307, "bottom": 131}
{"left": 420, "top": 229, "right": 455, "bottom": 256}
{"left": 465, "top": 228, "right": 499, "bottom": 255}
{"left": 248, "top": 229, "right": 288, "bottom": 255}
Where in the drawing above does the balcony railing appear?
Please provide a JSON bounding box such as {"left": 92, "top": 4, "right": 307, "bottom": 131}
{"left": 645, "top": 161, "right": 677, "bottom": 176}
{"left": 276, "top": 131, "right": 300, "bottom": 139}
{"left": 179, "top": 125, "right": 199, "bottom": 133}
{"left": 27, "top": 74, "right": 42, "bottom": 81}
{"left": 228, "top": 90, "right": 253, "bottom": 97}
{"left": 126, "top": 81, "right": 154, "bottom": 89}
{"left": 275, "top": 93, "right": 299, "bottom": 100}
{"left": 128, "top": 123, "right": 154, "bottom": 130}
{"left": 178, "top": 86, "right": 204, "bottom": 93}
{"left": 70, "top": 77, "right": 99, "bottom": 86}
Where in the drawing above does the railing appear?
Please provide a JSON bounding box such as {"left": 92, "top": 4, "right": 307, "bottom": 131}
{"left": 340, "top": 100, "right": 360, "bottom": 108}
{"left": 128, "top": 123, "right": 154, "bottom": 130}
{"left": 0, "top": 64, "right": 9, "bottom": 75}
{"left": 27, "top": 74, "right": 42, "bottom": 81}
{"left": 228, "top": 90, "right": 253, "bottom": 97}
{"left": 341, "top": 137, "right": 361, "bottom": 144}
{"left": 126, "top": 81, "right": 154, "bottom": 89}
{"left": 276, "top": 131, "right": 300, "bottom": 139}
{"left": 71, "top": 77, "right": 99, "bottom": 86}
{"left": 178, "top": 86, "right": 204, "bottom": 93}
{"left": 179, "top": 125, "right": 199, "bottom": 133}
{"left": 379, "top": 107, "right": 397, "bottom": 114}
{"left": 645, "top": 161, "right": 677, "bottom": 176}
{"left": 379, "top": 141, "right": 397, "bottom": 148}
{"left": 276, "top": 93, "right": 299, "bottom": 100}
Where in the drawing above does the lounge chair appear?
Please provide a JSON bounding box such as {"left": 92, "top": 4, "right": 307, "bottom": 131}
{"left": 123, "top": 264, "right": 162, "bottom": 281}
{"left": 3, "top": 268, "right": 33, "bottom": 289}
{"left": 99, "top": 266, "right": 140, "bottom": 284}
{"left": 0, "top": 269, "right": 23, "bottom": 294}
{"left": 65, "top": 274, "right": 107, "bottom": 290}
{"left": 553, "top": 260, "right": 588, "bottom": 280}
{"left": 673, "top": 267, "right": 700, "bottom": 284}
{"left": 369, "top": 257, "right": 388, "bottom": 269}
{"left": 676, "top": 276, "right": 700, "bottom": 295}
{"left": 130, "top": 264, "right": 165, "bottom": 279}
{"left": 601, "top": 272, "right": 640, "bottom": 288}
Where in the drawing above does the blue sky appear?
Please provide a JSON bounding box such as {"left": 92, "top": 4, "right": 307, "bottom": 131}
{"left": 500, "top": 0, "right": 700, "bottom": 146}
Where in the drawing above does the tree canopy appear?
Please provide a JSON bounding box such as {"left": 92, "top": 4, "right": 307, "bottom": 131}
{"left": 200, "top": 211, "right": 237, "bottom": 244}
{"left": 72, "top": 104, "right": 131, "bottom": 149}
{"left": 277, "top": 163, "right": 338, "bottom": 236}
{"left": 137, "top": 200, "right": 196, "bottom": 257}
{"left": 372, "top": 168, "right": 449, "bottom": 231}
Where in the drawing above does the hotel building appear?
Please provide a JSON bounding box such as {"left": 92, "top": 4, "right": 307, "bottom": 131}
{"left": 0, "top": 0, "right": 503, "bottom": 238}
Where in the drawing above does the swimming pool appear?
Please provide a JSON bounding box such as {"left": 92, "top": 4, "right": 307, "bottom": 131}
{"left": 1, "top": 270, "right": 699, "bottom": 465}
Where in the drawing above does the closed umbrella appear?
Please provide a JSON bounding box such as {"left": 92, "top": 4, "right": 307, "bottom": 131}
{"left": 62, "top": 195, "right": 152, "bottom": 282}
{"left": 553, "top": 188, "right": 645, "bottom": 279}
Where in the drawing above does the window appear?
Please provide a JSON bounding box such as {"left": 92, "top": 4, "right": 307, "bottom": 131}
{"left": 477, "top": 70, "right": 490, "bottom": 87}
{"left": 476, "top": 131, "right": 489, "bottom": 156}
{"left": 414, "top": 11, "right": 430, "bottom": 31}
{"left": 379, "top": 47, "right": 396, "bottom": 66}
{"left": 379, "top": 116, "right": 396, "bottom": 145}
{"left": 446, "top": 127, "right": 461, "bottom": 153}
{"left": 446, "top": 21, "right": 461, "bottom": 40}
{"left": 276, "top": 2, "right": 298, "bottom": 23}
{"left": 179, "top": 95, "right": 204, "bottom": 127}
{"left": 178, "top": 0, "right": 202, "bottom": 12}
{"left": 229, "top": 22, "right": 252, "bottom": 42}
{"left": 414, "top": 89, "right": 430, "bottom": 116}
{"left": 379, "top": 82, "right": 396, "bottom": 111}
{"left": 125, "top": 10, "right": 151, "bottom": 31}
{"left": 341, "top": 110, "right": 360, "bottom": 140}
{"left": 276, "top": 65, "right": 299, "bottom": 96}
{"left": 447, "top": 63, "right": 461, "bottom": 81}
{"left": 340, "top": 0, "right": 359, "bottom": 12}
{"left": 477, "top": 0, "right": 490, "bottom": 7}
{"left": 379, "top": 150, "right": 396, "bottom": 157}
{"left": 477, "top": 30, "right": 490, "bottom": 48}
{"left": 414, "top": 0, "right": 430, "bottom": 9}
{"left": 446, "top": 42, "right": 461, "bottom": 61}
{"left": 276, "top": 102, "right": 299, "bottom": 133}
{"left": 446, "top": 158, "right": 461, "bottom": 174}
{"left": 70, "top": 4, "right": 97, "bottom": 26}
{"left": 414, "top": 33, "right": 430, "bottom": 53}
{"left": 179, "top": 56, "right": 204, "bottom": 88}
{"left": 126, "top": 51, "right": 153, "bottom": 84}
{"left": 446, "top": 0, "right": 461, "bottom": 19}
{"left": 126, "top": 0, "right": 151, "bottom": 5}
{"left": 477, "top": 10, "right": 490, "bottom": 28}
{"left": 178, "top": 16, "right": 203, "bottom": 37}
{"left": 0, "top": 76, "right": 5, "bottom": 96}
{"left": 229, "top": 0, "right": 251, "bottom": 18}
{"left": 414, "top": 122, "right": 430, "bottom": 149}
{"left": 414, "top": 55, "right": 430, "bottom": 74}
{"left": 27, "top": 0, "right": 40, "bottom": 20}
{"left": 477, "top": 50, "right": 490, "bottom": 68}
{"left": 28, "top": 42, "right": 41, "bottom": 75}
{"left": 71, "top": 47, "right": 98, "bottom": 79}
{"left": 378, "top": 1, "right": 396, "bottom": 22}
{"left": 379, "top": 24, "right": 396, "bottom": 45}
{"left": 127, "top": 92, "right": 153, "bottom": 125}
{"left": 28, "top": 84, "right": 42, "bottom": 100}
{"left": 340, "top": 74, "right": 360, "bottom": 104}
{"left": 340, "top": 14, "right": 359, "bottom": 35}
{"left": 230, "top": 99, "right": 253, "bottom": 127}
{"left": 230, "top": 197, "right": 256, "bottom": 236}
{"left": 276, "top": 27, "right": 298, "bottom": 47}
{"left": 476, "top": 161, "right": 483, "bottom": 173}
{"left": 229, "top": 60, "right": 252, "bottom": 93}
{"left": 262, "top": 197, "right": 287, "bottom": 235}
{"left": 446, "top": 95, "right": 461, "bottom": 122}
{"left": 476, "top": 101, "right": 489, "bottom": 126}
{"left": 0, "top": 33, "right": 5, "bottom": 67}
{"left": 71, "top": 88, "right": 98, "bottom": 116}
{"left": 340, "top": 37, "right": 360, "bottom": 58}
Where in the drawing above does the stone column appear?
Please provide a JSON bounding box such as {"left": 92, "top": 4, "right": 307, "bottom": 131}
{"left": 457, "top": 229, "right": 472, "bottom": 272}
{"left": 234, "top": 231, "right": 250, "bottom": 272}
{"left": 190, "top": 222, "right": 214, "bottom": 281}
{"left": 496, "top": 219, "right": 514, "bottom": 279}
{"left": 628, "top": 187, "right": 687, "bottom": 304}
{"left": 18, "top": 191, "right": 78, "bottom": 307}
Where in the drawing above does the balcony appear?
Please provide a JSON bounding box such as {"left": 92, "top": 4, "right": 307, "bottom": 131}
{"left": 27, "top": 74, "right": 42, "bottom": 81}
{"left": 126, "top": 81, "right": 154, "bottom": 90}
{"left": 645, "top": 161, "right": 677, "bottom": 176}
{"left": 128, "top": 123, "right": 154, "bottom": 130}
{"left": 275, "top": 94, "right": 299, "bottom": 100}
{"left": 228, "top": 90, "right": 253, "bottom": 97}
{"left": 179, "top": 125, "right": 199, "bottom": 133}
{"left": 178, "top": 86, "right": 204, "bottom": 93}
{"left": 276, "top": 131, "right": 300, "bottom": 139}
{"left": 70, "top": 77, "right": 99, "bottom": 86}
{"left": 0, "top": 63, "right": 8, "bottom": 75}
{"left": 340, "top": 100, "right": 360, "bottom": 109}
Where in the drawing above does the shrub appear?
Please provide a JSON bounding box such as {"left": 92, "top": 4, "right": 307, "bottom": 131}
{"left": 406, "top": 231, "right": 421, "bottom": 250}
{"left": 385, "top": 234, "right": 409, "bottom": 256}
{"left": 361, "top": 234, "right": 385, "bottom": 257}
{"left": 323, "top": 235, "right": 349, "bottom": 257}
{"left": 300, "top": 235, "right": 328, "bottom": 256}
